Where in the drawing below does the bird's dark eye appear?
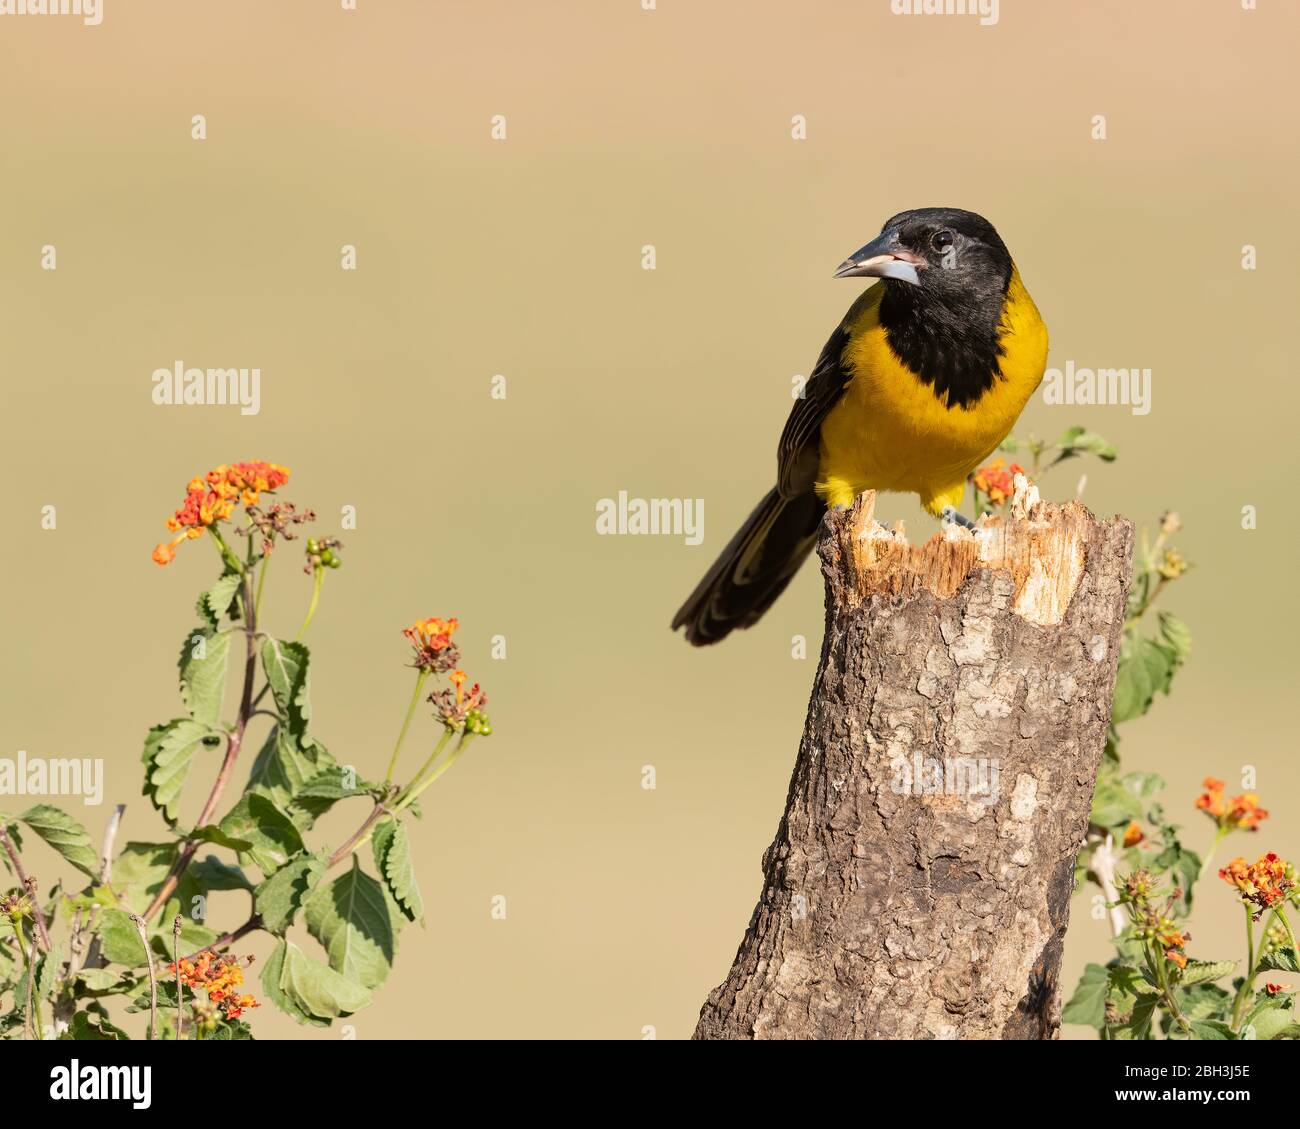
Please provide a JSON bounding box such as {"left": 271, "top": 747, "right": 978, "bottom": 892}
{"left": 930, "top": 229, "right": 955, "bottom": 253}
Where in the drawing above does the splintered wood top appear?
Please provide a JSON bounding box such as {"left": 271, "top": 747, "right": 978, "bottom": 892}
{"left": 835, "top": 477, "right": 1099, "bottom": 626}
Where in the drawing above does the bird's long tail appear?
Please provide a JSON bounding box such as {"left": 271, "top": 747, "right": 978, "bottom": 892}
{"left": 671, "top": 487, "right": 824, "bottom": 646}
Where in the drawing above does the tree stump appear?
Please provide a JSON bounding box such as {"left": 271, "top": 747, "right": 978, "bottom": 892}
{"left": 695, "top": 480, "right": 1134, "bottom": 1040}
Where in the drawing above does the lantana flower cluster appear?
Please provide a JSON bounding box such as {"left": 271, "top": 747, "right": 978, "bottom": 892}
{"left": 401, "top": 617, "right": 492, "bottom": 735}
{"left": 1120, "top": 869, "right": 1191, "bottom": 969}
{"left": 1195, "top": 777, "right": 1269, "bottom": 832}
{"left": 169, "top": 951, "right": 261, "bottom": 1021}
{"left": 971, "top": 457, "right": 1026, "bottom": 508}
{"left": 1219, "top": 852, "right": 1297, "bottom": 920}
{"left": 152, "top": 461, "right": 290, "bottom": 565}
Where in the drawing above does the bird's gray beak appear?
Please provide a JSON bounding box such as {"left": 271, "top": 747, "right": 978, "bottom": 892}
{"left": 834, "top": 230, "right": 923, "bottom": 286}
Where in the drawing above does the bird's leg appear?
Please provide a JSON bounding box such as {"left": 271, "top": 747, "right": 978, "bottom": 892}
{"left": 940, "top": 505, "right": 977, "bottom": 531}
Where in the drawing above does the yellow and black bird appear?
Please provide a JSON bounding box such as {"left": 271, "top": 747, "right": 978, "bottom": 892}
{"left": 672, "top": 207, "right": 1048, "bottom": 646}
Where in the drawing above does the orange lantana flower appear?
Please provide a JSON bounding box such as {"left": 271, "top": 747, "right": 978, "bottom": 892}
{"left": 1196, "top": 777, "right": 1268, "bottom": 831}
{"left": 1220, "top": 853, "right": 1296, "bottom": 918}
{"left": 403, "top": 617, "right": 460, "bottom": 673}
{"left": 971, "top": 458, "right": 1026, "bottom": 507}
{"left": 152, "top": 460, "right": 290, "bottom": 565}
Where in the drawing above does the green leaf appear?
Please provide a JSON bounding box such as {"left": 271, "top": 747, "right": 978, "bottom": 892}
{"left": 1053, "top": 427, "right": 1117, "bottom": 463}
{"left": 35, "top": 939, "right": 65, "bottom": 1008}
{"left": 1258, "top": 945, "right": 1300, "bottom": 974}
{"left": 1189, "top": 1019, "right": 1236, "bottom": 1040}
{"left": 274, "top": 940, "right": 371, "bottom": 1023}
{"left": 1112, "top": 637, "right": 1173, "bottom": 724}
{"left": 1269, "top": 1023, "right": 1300, "bottom": 1040}
{"left": 1245, "top": 992, "right": 1296, "bottom": 1041}
{"left": 374, "top": 820, "right": 424, "bottom": 925}
{"left": 178, "top": 627, "right": 232, "bottom": 727}
{"left": 142, "top": 719, "right": 221, "bottom": 826}
{"left": 73, "top": 967, "right": 125, "bottom": 992}
{"left": 188, "top": 855, "right": 253, "bottom": 893}
{"left": 1090, "top": 775, "right": 1145, "bottom": 829}
{"left": 247, "top": 725, "right": 337, "bottom": 824}
{"left": 261, "top": 939, "right": 324, "bottom": 1026}
{"left": 1157, "top": 612, "right": 1191, "bottom": 665}
{"left": 1061, "top": 962, "right": 1108, "bottom": 1027}
{"left": 17, "top": 805, "right": 99, "bottom": 878}
{"left": 261, "top": 638, "right": 313, "bottom": 743}
{"left": 198, "top": 571, "right": 243, "bottom": 628}
{"left": 217, "top": 794, "right": 304, "bottom": 876}
{"left": 99, "top": 908, "right": 148, "bottom": 967}
{"left": 1177, "top": 982, "right": 1232, "bottom": 1023}
{"left": 1108, "top": 994, "right": 1157, "bottom": 1040}
{"left": 255, "top": 851, "right": 327, "bottom": 935}
{"left": 180, "top": 824, "right": 253, "bottom": 852}
{"left": 63, "top": 1007, "right": 129, "bottom": 1041}
{"left": 304, "top": 857, "right": 399, "bottom": 991}
{"left": 1178, "top": 959, "right": 1235, "bottom": 987}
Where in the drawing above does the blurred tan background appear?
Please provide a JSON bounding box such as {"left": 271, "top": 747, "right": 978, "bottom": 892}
{"left": 2, "top": 0, "right": 1297, "bottom": 1039}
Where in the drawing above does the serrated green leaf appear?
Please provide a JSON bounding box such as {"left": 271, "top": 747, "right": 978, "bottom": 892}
{"left": 1108, "top": 994, "right": 1157, "bottom": 1040}
{"left": 1245, "top": 993, "right": 1296, "bottom": 1041}
{"left": 73, "top": 967, "right": 125, "bottom": 992}
{"left": 373, "top": 820, "right": 424, "bottom": 925}
{"left": 1178, "top": 959, "right": 1236, "bottom": 987}
{"left": 304, "top": 857, "right": 399, "bottom": 991}
{"left": 142, "top": 719, "right": 221, "bottom": 826}
{"left": 261, "top": 638, "right": 312, "bottom": 742}
{"left": 63, "top": 1007, "right": 129, "bottom": 1041}
{"left": 178, "top": 626, "right": 232, "bottom": 727}
{"left": 1061, "top": 962, "right": 1108, "bottom": 1028}
{"left": 1258, "top": 945, "right": 1300, "bottom": 973}
{"left": 1190, "top": 1019, "right": 1236, "bottom": 1040}
{"left": 99, "top": 908, "right": 148, "bottom": 967}
{"left": 1177, "top": 982, "right": 1232, "bottom": 1023}
{"left": 199, "top": 571, "right": 243, "bottom": 628}
{"left": 275, "top": 940, "right": 370, "bottom": 1023}
{"left": 188, "top": 855, "right": 253, "bottom": 893}
{"left": 255, "top": 851, "right": 327, "bottom": 935}
{"left": 1157, "top": 612, "right": 1191, "bottom": 665}
{"left": 247, "top": 725, "right": 337, "bottom": 826}
{"left": 217, "top": 794, "right": 304, "bottom": 876}
{"left": 17, "top": 805, "right": 98, "bottom": 878}
{"left": 35, "top": 939, "right": 65, "bottom": 1009}
{"left": 1112, "top": 637, "right": 1172, "bottom": 723}
{"left": 179, "top": 825, "right": 253, "bottom": 852}
{"left": 261, "top": 939, "right": 324, "bottom": 1026}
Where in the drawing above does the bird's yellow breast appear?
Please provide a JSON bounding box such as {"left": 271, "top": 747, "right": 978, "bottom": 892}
{"left": 816, "top": 267, "right": 1048, "bottom": 515}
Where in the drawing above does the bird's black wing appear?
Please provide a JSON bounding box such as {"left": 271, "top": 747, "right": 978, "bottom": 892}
{"left": 775, "top": 312, "right": 856, "bottom": 498}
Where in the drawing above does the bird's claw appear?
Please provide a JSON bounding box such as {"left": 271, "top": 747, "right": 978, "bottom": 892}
{"left": 940, "top": 506, "right": 978, "bottom": 531}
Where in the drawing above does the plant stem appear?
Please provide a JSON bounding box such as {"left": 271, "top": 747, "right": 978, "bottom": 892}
{"left": 208, "top": 526, "right": 245, "bottom": 575}
{"left": 1230, "top": 904, "right": 1256, "bottom": 1031}
{"left": 385, "top": 670, "right": 430, "bottom": 784}
{"left": 173, "top": 916, "right": 184, "bottom": 1041}
{"left": 396, "top": 732, "right": 475, "bottom": 813}
{"left": 1198, "top": 826, "right": 1228, "bottom": 882}
{"left": 181, "top": 914, "right": 262, "bottom": 962}
{"left": 0, "top": 827, "right": 51, "bottom": 952}
{"left": 295, "top": 566, "right": 324, "bottom": 641}
{"left": 254, "top": 549, "right": 271, "bottom": 623}
{"left": 1153, "top": 945, "right": 1191, "bottom": 1036}
{"left": 394, "top": 729, "right": 455, "bottom": 807}
{"left": 327, "top": 804, "right": 392, "bottom": 869}
{"left": 132, "top": 914, "right": 158, "bottom": 1041}
{"left": 143, "top": 571, "right": 260, "bottom": 922}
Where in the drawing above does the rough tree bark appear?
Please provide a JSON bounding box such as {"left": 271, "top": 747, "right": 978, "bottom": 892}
{"left": 695, "top": 480, "right": 1134, "bottom": 1040}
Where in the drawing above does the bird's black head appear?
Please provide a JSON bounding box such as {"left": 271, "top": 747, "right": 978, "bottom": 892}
{"left": 834, "top": 207, "right": 1012, "bottom": 303}
{"left": 835, "top": 207, "right": 1016, "bottom": 408}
